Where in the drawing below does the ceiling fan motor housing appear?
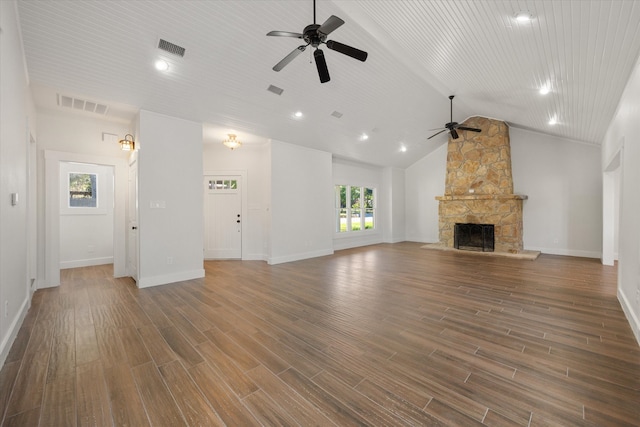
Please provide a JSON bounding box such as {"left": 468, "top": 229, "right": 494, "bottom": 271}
{"left": 303, "top": 24, "right": 325, "bottom": 47}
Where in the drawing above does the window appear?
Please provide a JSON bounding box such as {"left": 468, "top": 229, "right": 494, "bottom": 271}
{"left": 68, "top": 172, "right": 97, "bottom": 208}
{"left": 208, "top": 179, "right": 237, "bottom": 191}
{"left": 336, "top": 185, "right": 376, "bottom": 233}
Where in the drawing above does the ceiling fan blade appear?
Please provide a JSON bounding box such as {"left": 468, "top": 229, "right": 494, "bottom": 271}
{"left": 326, "top": 40, "right": 368, "bottom": 62}
{"left": 267, "top": 31, "right": 304, "bottom": 38}
{"left": 314, "top": 49, "right": 330, "bottom": 83}
{"left": 456, "top": 126, "right": 482, "bottom": 133}
{"left": 318, "top": 15, "right": 344, "bottom": 36}
{"left": 272, "top": 45, "right": 306, "bottom": 71}
{"left": 427, "top": 129, "right": 448, "bottom": 140}
{"left": 450, "top": 129, "right": 459, "bottom": 139}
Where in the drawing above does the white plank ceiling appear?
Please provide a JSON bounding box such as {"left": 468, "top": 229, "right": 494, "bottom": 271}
{"left": 15, "top": 0, "right": 640, "bottom": 168}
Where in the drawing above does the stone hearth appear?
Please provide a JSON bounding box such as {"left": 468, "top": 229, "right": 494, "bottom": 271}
{"left": 436, "top": 117, "right": 527, "bottom": 253}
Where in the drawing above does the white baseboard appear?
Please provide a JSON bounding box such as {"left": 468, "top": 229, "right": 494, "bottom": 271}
{"left": 527, "top": 247, "right": 601, "bottom": 259}
{"left": 268, "top": 248, "right": 334, "bottom": 265}
{"left": 618, "top": 288, "right": 640, "bottom": 346}
{"left": 242, "top": 253, "right": 268, "bottom": 261}
{"left": 137, "top": 268, "right": 205, "bottom": 288}
{"left": 60, "top": 256, "right": 113, "bottom": 269}
{"left": 0, "top": 296, "right": 29, "bottom": 369}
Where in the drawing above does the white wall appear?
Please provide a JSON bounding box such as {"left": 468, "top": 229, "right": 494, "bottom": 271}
{"left": 383, "top": 167, "right": 406, "bottom": 244}
{"left": 203, "top": 142, "right": 270, "bottom": 260}
{"left": 405, "top": 142, "right": 447, "bottom": 243}
{"left": 333, "top": 158, "right": 384, "bottom": 250}
{"left": 269, "top": 141, "right": 333, "bottom": 264}
{"left": 602, "top": 56, "right": 640, "bottom": 344}
{"left": 404, "top": 128, "right": 603, "bottom": 259}
{"left": 511, "top": 127, "right": 602, "bottom": 257}
{"left": 59, "top": 162, "right": 114, "bottom": 268}
{"left": 0, "top": 0, "right": 37, "bottom": 366}
{"left": 137, "top": 110, "right": 204, "bottom": 287}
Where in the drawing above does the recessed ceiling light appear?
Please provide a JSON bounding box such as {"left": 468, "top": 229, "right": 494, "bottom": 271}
{"left": 293, "top": 111, "right": 303, "bottom": 118}
{"left": 539, "top": 85, "right": 550, "bottom": 95}
{"left": 515, "top": 11, "right": 534, "bottom": 22}
{"left": 155, "top": 59, "right": 169, "bottom": 71}
{"left": 400, "top": 145, "right": 407, "bottom": 153}
{"left": 360, "top": 133, "right": 369, "bottom": 141}
{"left": 548, "top": 117, "right": 558, "bottom": 125}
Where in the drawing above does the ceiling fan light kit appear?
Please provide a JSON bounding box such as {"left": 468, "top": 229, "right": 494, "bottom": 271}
{"left": 267, "top": 0, "right": 368, "bottom": 83}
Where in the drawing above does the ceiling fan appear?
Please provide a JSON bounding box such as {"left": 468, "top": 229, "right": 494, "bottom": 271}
{"left": 266, "top": 0, "right": 368, "bottom": 83}
{"left": 427, "top": 95, "right": 481, "bottom": 140}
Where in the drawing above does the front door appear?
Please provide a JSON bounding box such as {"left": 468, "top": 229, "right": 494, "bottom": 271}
{"left": 204, "top": 176, "right": 242, "bottom": 259}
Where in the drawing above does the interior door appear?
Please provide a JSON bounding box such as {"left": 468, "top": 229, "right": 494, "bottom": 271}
{"left": 204, "top": 176, "right": 242, "bottom": 259}
{"left": 127, "top": 160, "right": 138, "bottom": 280}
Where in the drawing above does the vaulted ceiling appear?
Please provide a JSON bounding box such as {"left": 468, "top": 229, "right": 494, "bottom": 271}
{"left": 16, "top": 0, "right": 640, "bottom": 168}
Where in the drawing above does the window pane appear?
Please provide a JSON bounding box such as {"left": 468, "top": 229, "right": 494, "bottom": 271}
{"left": 69, "top": 173, "right": 97, "bottom": 208}
{"left": 337, "top": 208, "right": 348, "bottom": 232}
{"left": 364, "top": 188, "right": 374, "bottom": 208}
{"left": 230, "top": 180, "right": 237, "bottom": 189}
{"left": 351, "top": 187, "right": 361, "bottom": 210}
{"left": 223, "top": 180, "right": 231, "bottom": 189}
{"left": 351, "top": 209, "right": 361, "bottom": 231}
{"left": 336, "top": 185, "right": 346, "bottom": 208}
{"left": 365, "top": 208, "right": 374, "bottom": 229}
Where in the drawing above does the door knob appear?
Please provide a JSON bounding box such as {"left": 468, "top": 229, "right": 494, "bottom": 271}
{"left": 236, "top": 220, "right": 240, "bottom": 223}
{"left": 132, "top": 226, "right": 138, "bottom": 230}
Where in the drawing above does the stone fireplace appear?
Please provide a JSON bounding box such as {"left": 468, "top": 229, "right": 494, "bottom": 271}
{"left": 436, "top": 117, "right": 527, "bottom": 253}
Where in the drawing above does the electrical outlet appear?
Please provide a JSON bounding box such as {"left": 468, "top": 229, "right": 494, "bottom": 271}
{"left": 167, "top": 256, "right": 173, "bottom": 265}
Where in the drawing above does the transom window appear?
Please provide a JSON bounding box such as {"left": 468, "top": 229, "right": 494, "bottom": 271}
{"left": 335, "top": 185, "right": 375, "bottom": 233}
{"left": 208, "top": 179, "right": 238, "bottom": 191}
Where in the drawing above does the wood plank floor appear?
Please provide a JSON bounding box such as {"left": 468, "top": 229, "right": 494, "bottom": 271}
{"left": 1, "top": 242, "right": 639, "bottom": 426}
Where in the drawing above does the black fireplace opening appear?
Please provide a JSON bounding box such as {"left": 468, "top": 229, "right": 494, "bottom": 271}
{"left": 454, "top": 223, "right": 494, "bottom": 252}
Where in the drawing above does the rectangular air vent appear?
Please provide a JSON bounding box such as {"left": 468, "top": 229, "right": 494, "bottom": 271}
{"left": 158, "top": 38, "right": 186, "bottom": 57}
{"left": 267, "top": 84, "right": 284, "bottom": 96}
{"left": 331, "top": 110, "right": 343, "bottom": 118}
{"left": 57, "top": 94, "right": 109, "bottom": 115}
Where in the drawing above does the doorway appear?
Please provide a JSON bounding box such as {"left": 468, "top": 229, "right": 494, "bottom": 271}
{"left": 58, "top": 161, "right": 115, "bottom": 269}
{"left": 602, "top": 144, "right": 622, "bottom": 266}
{"left": 127, "top": 158, "right": 138, "bottom": 281}
{"left": 44, "top": 150, "right": 127, "bottom": 287}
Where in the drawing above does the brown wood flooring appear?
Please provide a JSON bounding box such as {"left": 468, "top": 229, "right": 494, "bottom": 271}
{"left": 1, "top": 242, "right": 639, "bottom": 426}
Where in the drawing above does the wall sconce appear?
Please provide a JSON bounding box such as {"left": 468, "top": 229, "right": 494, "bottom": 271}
{"left": 119, "top": 134, "right": 135, "bottom": 151}
{"left": 222, "top": 134, "right": 242, "bottom": 150}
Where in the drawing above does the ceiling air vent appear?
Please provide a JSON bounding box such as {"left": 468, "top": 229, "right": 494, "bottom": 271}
{"left": 267, "top": 85, "right": 284, "bottom": 96}
{"left": 57, "top": 94, "right": 109, "bottom": 115}
{"left": 331, "top": 111, "right": 343, "bottom": 118}
{"left": 158, "top": 38, "right": 186, "bottom": 57}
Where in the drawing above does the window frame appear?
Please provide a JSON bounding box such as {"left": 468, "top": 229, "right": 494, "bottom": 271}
{"left": 335, "top": 184, "right": 376, "bottom": 234}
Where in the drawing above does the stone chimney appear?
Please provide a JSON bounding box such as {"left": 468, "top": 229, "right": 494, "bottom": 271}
{"left": 436, "top": 117, "right": 527, "bottom": 253}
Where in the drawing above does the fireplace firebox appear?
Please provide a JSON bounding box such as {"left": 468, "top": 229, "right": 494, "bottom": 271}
{"left": 454, "top": 223, "right": 494, "bottom": 252}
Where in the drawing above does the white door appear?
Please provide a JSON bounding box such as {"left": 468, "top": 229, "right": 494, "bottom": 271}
{"left": 204, "top": 176, "right": 242, "bottom": 259}
{"left": 127, "top": 160, "right": 138, "bottom": 280}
